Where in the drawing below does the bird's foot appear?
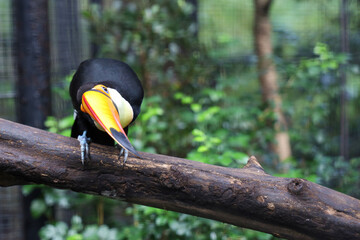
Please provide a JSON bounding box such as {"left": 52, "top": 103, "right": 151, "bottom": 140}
{"left": 120, "top": 148, "right": 129, "bottom": 165}
{"left": 77, "top": 131, "right": 91, "bottom": 165}
{"left": 116, "top": 145, "right": 129, "bottom": 167}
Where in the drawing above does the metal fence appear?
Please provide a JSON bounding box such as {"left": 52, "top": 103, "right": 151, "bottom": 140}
{"left": 0, "top": 187, "right": 24, "bottom": 240}
{"left": 0, "top": 0, "right": 16, "bottom": 121}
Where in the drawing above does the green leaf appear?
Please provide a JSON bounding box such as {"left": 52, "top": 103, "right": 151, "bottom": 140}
{"left": 229, "top": 135, "right": 251, "bottom": 148}
{"left": 22, "top": 185, "right": 37, "bottom": 196}
{"left": 190, "top": 103, "right": 201, "bottom": 112}
{"left": 197, "top": 145, "right": 208, "bottom": 152}
{"left": 60, "top": 129, "right": 72, "bottom": 137}
{"left": 30, "top": 199, "right": 47, "bottom": 218}
{"left": 197, "top": 106, "right": 220, "bottom": 122}
{"left": 221, "top": 155, "right": 232, "bottom": 166}
{"left": 192, "top": 128, "right": 205, "bottom": 137}
{"left": 70, "top": 215, "right": 83, "bottom": 232}
{"left": 59, "top": 116, "right": 74, "bottom": 129}
{"left": 209, "top": 137, "right": 221, "bottom": 144}
{"left": 66, "top": 234, "right": 83, "bottom": 240}
{"left": 233, "top": 152, "right": 249, "bottom": 164}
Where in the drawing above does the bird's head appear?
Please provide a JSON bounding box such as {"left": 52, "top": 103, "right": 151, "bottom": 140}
{"left": 80, "top": 84, "right": 139, "bottom": 157}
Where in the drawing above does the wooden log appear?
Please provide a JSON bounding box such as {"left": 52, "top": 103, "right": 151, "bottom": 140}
{"left": 0, "top": 118, "right": 359, "bottom": 240}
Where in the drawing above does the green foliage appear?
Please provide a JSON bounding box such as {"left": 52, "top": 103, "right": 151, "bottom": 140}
{"left": 25, "top": 184, "right": 127, "bottom": 226}
{"left": 130, "top": 96, "right": 167, "bottom": 154}
{"left": 83, "top": 0, "right": 208, "bottom": 93}
{"left": 283, "top": 43, "right": 346, "bottom": 159}
{"left": 53, "top": 73, "right": 74, "bottom": 101}
{"left": 38, "top": 210, "right": 275, "bottom": 240}
{"left": 45, "top": 72, "right": 75, "bottom": 136}
{"left": 130, "top": 83, "right": 275, "bottom": 167}
{"left": 280, "top": 43, "right": 360, "bottom": 195}
{"left": 40, "top": 215, "right": 120, "bottom": 240}
{"left": 23, "top": 185, "right": 71, "bottom": 219}
{"left": 116, "top": 205, "right": 274, "bottom": 240}
{"left": 316, "top": 156, "right": 360, "bottom": 198}
{"left": 45, "top": 115, "right": 74, "bottom": 137}
{"left": 173, "top": 91, "right": 252, "bottom": 167}
{"left": 302, "top": 43, "right": 347, "bottom": 74}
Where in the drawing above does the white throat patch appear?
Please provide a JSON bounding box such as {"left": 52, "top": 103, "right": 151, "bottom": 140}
{"left": 108, "top": 88, "right": 134, "bottom": 128}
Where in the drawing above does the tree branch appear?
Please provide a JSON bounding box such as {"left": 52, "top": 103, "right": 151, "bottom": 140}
{"left": 0, "top": 118, "right": 359, "bottom": 240}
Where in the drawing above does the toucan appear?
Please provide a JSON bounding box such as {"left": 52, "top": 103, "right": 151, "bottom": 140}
{"left": 69, "top": 58, "right": 143, "bottom": 165}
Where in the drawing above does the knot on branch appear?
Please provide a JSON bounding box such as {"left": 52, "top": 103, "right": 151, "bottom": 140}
{"left": 287, "top": 178, "right": 306, "bottom": 195}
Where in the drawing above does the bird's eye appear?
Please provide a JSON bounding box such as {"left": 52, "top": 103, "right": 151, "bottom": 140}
{"left": 102, "top": 86, "right": 108, "bottom": 93}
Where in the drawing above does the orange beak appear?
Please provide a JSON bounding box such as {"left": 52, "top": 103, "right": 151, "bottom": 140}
{"left": 80, "top": 87, "right": 139, "bottom": 157}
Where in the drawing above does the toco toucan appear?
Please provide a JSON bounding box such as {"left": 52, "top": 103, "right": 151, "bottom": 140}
{"left": 69, "top": 58, "right": 143, "bottom": 165}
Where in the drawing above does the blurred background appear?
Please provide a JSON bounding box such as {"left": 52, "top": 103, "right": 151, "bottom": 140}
{"left": 0, "top": 0, "right": 359, "bottom": 239}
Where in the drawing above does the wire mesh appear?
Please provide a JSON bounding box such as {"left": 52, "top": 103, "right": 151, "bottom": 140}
{"left": 49, "top": 0, "right": 91, "bottom": 118}
{"left": 0, "top": 0, "right": 16, "bottom": 121}
{"left": 0, "top": 186, "right": 24, "bottom": 240}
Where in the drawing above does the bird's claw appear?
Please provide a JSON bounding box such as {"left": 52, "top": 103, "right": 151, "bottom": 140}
{"left": 78, "top": 131, "right": 91, "bottom": 165}
{"left": 116, "top": 145, "right": 129, "bottom": 166}
{"left": 122, "top": 149, "right": 129, "bottom": 165}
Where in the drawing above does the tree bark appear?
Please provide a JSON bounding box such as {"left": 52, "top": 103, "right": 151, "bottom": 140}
{"left": 0, "top": 118, "right": 359, "bottom": 240}
{"left": 254, "top": 0, "right": 292, "bottom": 162}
